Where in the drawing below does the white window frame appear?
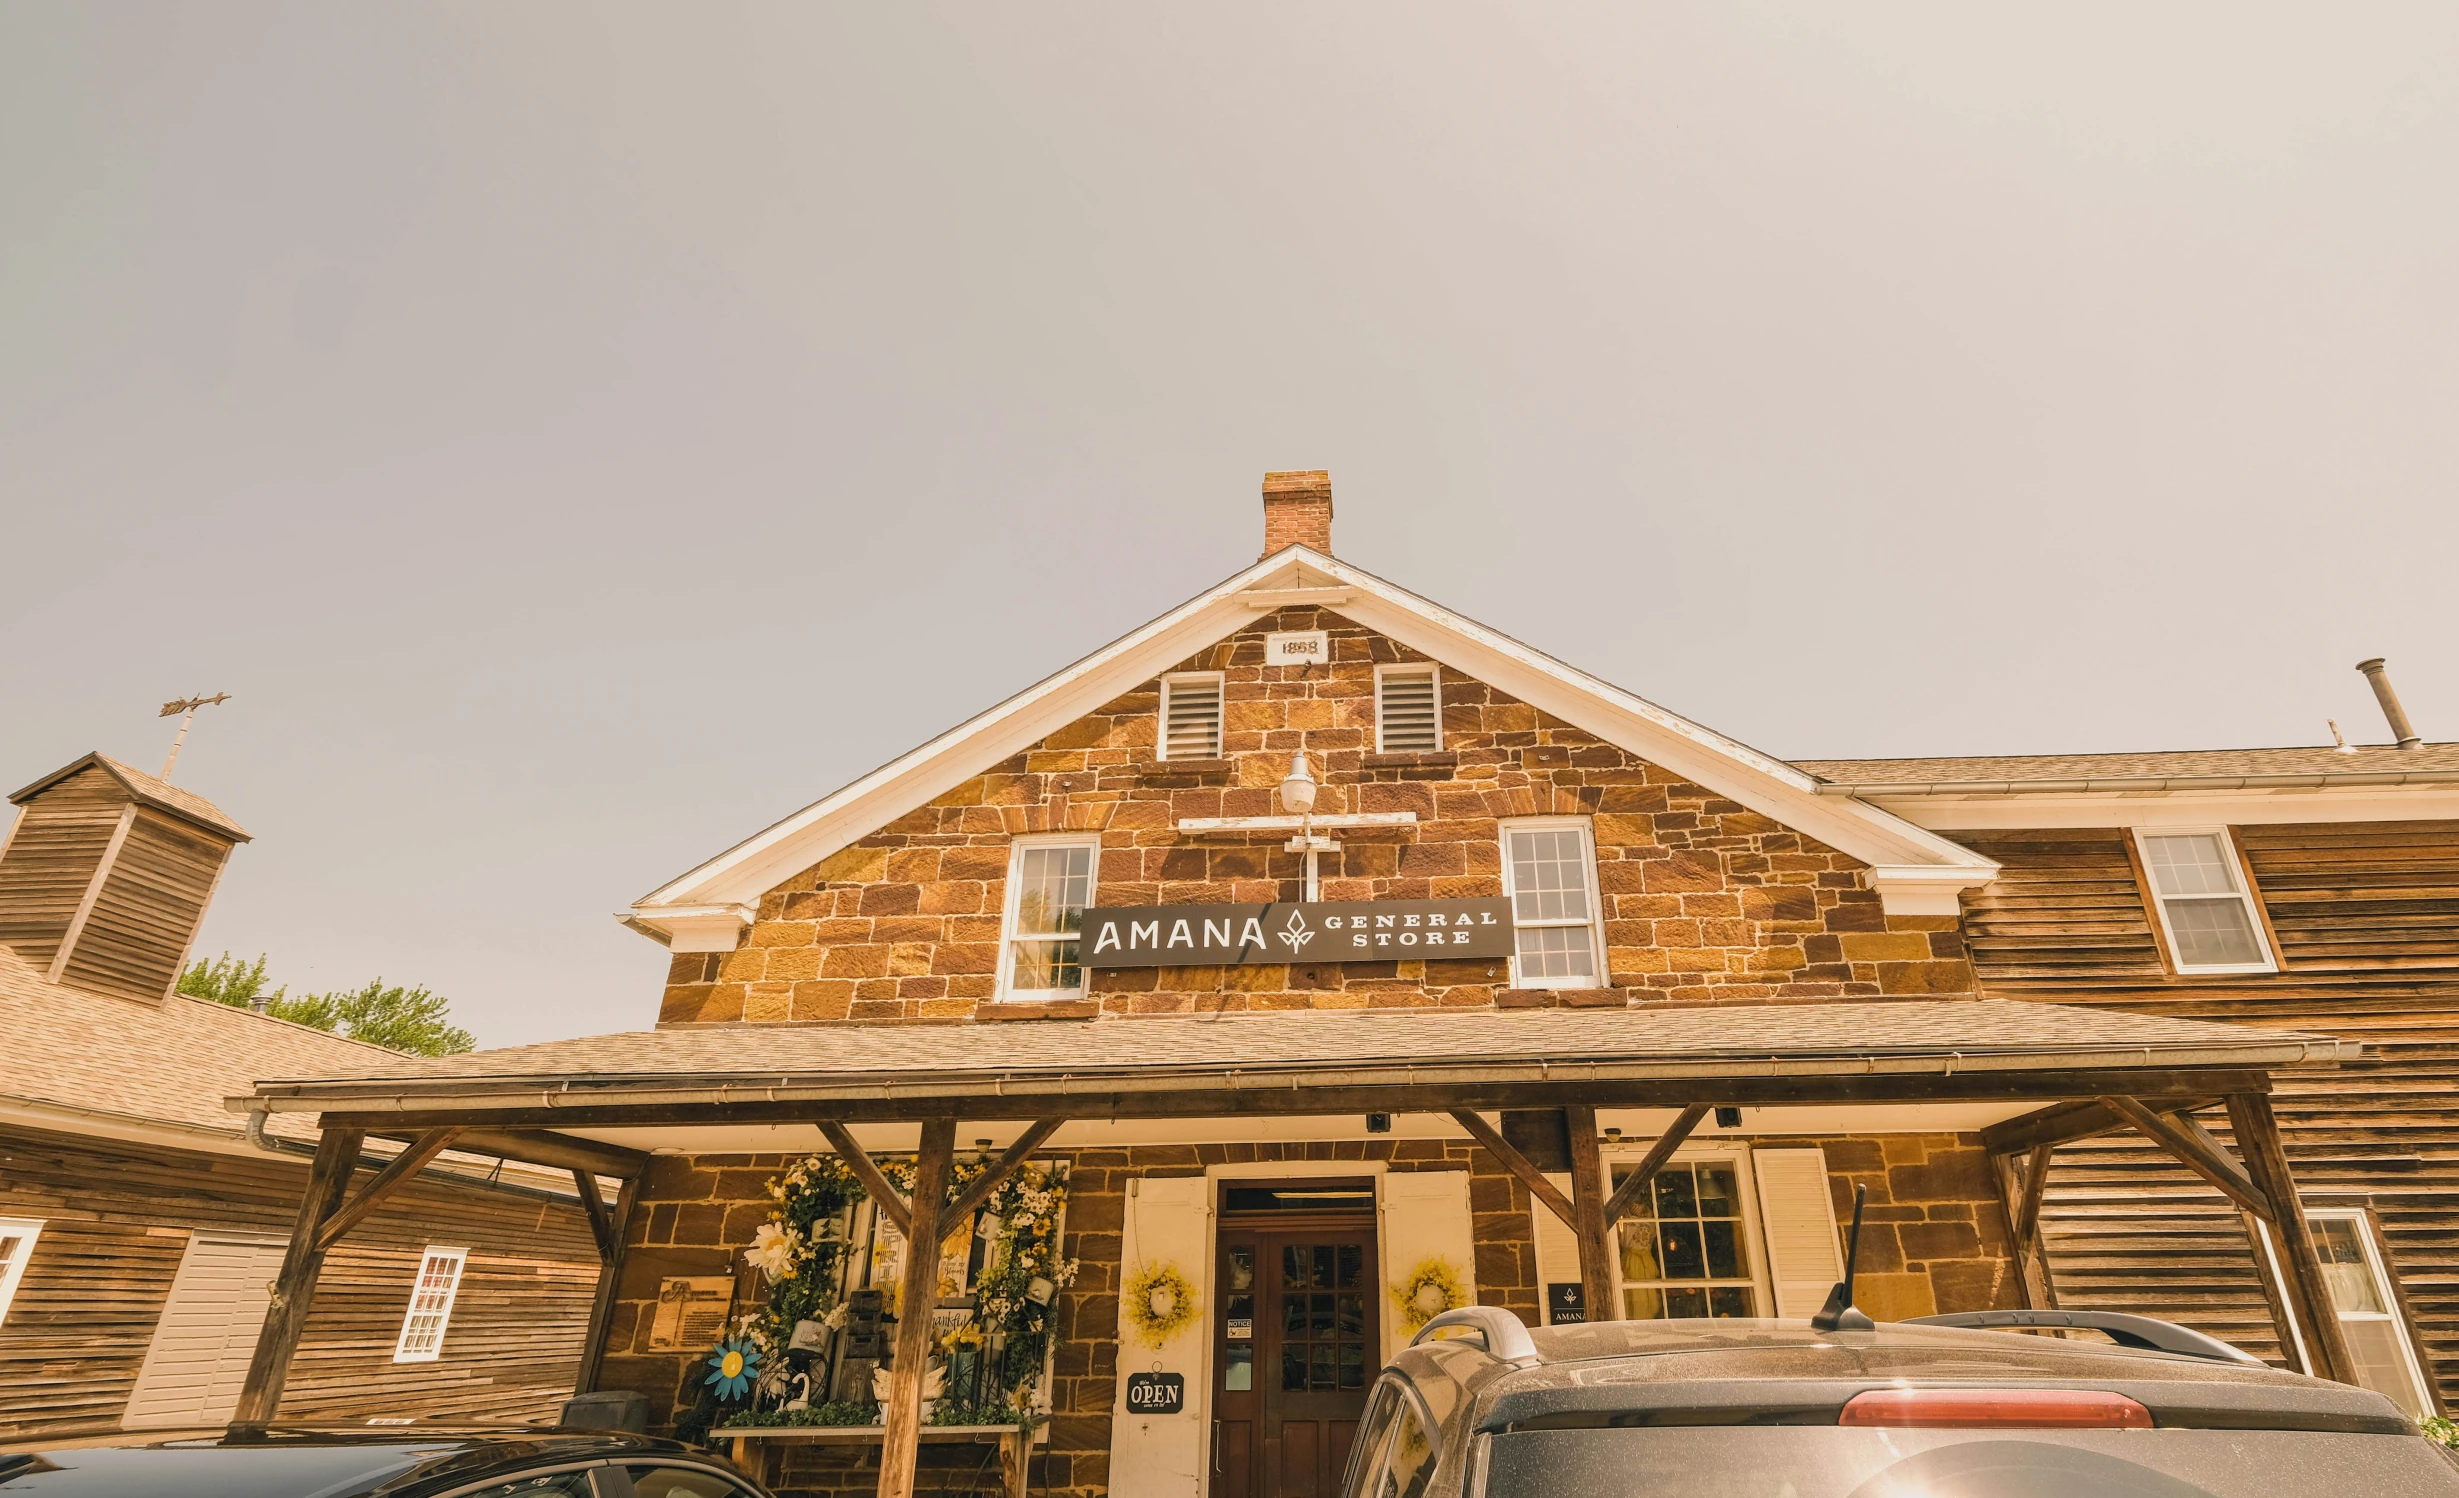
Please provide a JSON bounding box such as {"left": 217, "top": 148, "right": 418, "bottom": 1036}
{"left": 1601, "top": 1140, "right": 1774, "bottom": 1321}
{"left": 1157, "top": 671, "right": 1225, "bottom": 761}
{"left": 1373, "top": 663, "right": 1442, "bottom": 754}
{"left": 996, "top": 833, "right": 1102, "bottom": 1003}
{"left": 1499, "top": 816, "right": 1607, "bottom": 990}
{"left": 392, "top": 1245, "right": 468, "bottom": 1363}
{"left": 2133, "top": 826, "right": 2277, "bottom": 975}
{"left": 0, "top": 1217, "right": 43, "bottom": 1331}
{"left": 2305, "top": 1207, "right": 2436, "bottom": 1419}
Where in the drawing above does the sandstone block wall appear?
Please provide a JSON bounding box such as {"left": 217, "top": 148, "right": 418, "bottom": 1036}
{"left": 659, "top": 607, "right": 1976, "bottom": 1025}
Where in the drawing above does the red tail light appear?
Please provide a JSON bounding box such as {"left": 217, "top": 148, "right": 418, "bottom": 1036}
{"left": 1840, "top": 1389, "right": 2154, "bottom": 1429}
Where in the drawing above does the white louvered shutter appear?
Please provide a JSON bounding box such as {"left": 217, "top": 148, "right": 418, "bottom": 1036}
{"left": 123, "top": 1236, "right": 289, "bottom": 1429}
{"left": 1109, "top": 1176, "right": 1214, "bottom": 1494}
{"left": 1379, "top": 1170, "right": 1479, "bottom": 1360}
{"left": 1161, "top": 675, "right": 1223, "bottom": 759}
{"left": 1376, "top": 668, "right": 1440, "bottom": 752}
{"left": 1752, "top": 1148, "right": 1845, "bottom": 1319}
{"left": 1527, "top": 1172, "right": 1585, "bottom": 1323}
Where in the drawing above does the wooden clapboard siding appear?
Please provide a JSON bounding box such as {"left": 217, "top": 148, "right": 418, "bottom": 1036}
{"left": 0, "top": 767, "right": 125, "bottom": 971}
{"left": 0, "top": 1123, "right": 600, "bottom": 1441}
{"left": 58, "top": 809, "right": 231, "bottom": 1004}
{"left": 1957, "top": 820, "right": 2459, "bottom": 1399}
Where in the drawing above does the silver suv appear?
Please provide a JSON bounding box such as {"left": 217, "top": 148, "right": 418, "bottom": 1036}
{"left": 1343, "top": 1308, "right": 2459, "bottom": 1498}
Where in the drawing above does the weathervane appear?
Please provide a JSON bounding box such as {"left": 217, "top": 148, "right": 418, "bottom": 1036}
{"left": 157, "top": 693, "right": 232, "bottom": 779}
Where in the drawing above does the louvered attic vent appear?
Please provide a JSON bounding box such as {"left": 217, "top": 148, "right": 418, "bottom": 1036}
{"left": 1161, "top": 673, "right": 1224, "bottom": 760}
{"left": 1378, "top": 666, "right": 1441, "bottom": 752}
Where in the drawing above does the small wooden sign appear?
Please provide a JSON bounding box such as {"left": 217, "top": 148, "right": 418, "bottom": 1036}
{"left": 1125, "top": 1372, "right": 1186, "bottom": 1414}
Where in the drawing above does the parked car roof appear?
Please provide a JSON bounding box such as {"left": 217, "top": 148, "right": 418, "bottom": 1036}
{"left": 0, "top": 1427, "right": 744, "bottom": 1498}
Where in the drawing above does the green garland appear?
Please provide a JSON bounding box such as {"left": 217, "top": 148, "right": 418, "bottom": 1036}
{"left": 742, "top": 1153, "right": 1077, "bottom": 1411}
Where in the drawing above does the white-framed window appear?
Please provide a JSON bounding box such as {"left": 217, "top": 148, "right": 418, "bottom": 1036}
{"left": 998, "top": 834, "right": 1100, "bottom": 1001}
{"left": 2134, "top": 828, "right": 2276, "bottom": 973}
{"left": 392, "top": 1246, "right": 468, "bottom": 1362}
{"left": 1159, "top": 672, "right": 1224, "bottom": 760}
{"left": 1374, "top": 664, "right": 1441, "bottom": 753}
{"left": 0, "top": 1217, "right": 42, "bottom": 1330}
{"left": 2308, "top": 1209, "right": 2436, "bottom": 1419}
{"left": 1608, "top": 1148, "right": 1771, "bottom": 1321}
{"left": 1501, "top": 818, "right": 1604, "bottom": 988}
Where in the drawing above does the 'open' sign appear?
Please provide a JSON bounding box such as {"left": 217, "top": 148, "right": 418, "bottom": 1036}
{"left": 1125, "top": 1372, "right": 1185, "bottom": 1414}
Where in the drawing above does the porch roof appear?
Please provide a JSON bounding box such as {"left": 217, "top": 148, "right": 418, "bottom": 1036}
{"left": 241, "top": 1000, "right": 2355, "bottom": 1126}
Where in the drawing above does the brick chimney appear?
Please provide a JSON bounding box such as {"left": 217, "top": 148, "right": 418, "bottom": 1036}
{"left": 1261, "top": 470, "right": 1333, "bottom": 557}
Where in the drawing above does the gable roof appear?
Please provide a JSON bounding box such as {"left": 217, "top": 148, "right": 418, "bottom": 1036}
{"left": 0, "top": 942, "right": 395, "bottom": 1143}
{"left": 627, "top": 547, "right": 1997, "bottom": 943}
{"left": 10, "top": 751, "right": 251, "bottom": 842}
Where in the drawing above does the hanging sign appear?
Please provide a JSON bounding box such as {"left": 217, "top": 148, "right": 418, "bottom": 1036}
{"left": 1079, "top": 898, "right": 1515, "bottom": 969}
{"left": 1546, "top": 1283, "right": 1587, "bottom": 1325}
{"left": 1126, "top": 1372, "right": 1186, "bottom": 1413}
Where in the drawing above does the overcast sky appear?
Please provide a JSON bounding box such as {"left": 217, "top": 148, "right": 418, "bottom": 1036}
{"left": 4, "top": 4, "right": 2454, "bottom": 1046}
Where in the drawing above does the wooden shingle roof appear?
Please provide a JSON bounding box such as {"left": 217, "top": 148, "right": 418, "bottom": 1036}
{"left": 1796, "top": 743, "right": 2459, "bottom": 793}
{"left": 8, "top": 751, "right": 252, "bottom": 841}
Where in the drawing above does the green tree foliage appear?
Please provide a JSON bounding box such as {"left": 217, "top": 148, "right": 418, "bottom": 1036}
{"left": 177, "top": 953, "right": 477, "bottom": 1056}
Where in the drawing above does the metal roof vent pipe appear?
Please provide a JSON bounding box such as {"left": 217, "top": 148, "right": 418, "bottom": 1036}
{"left": 2356, "top": 658, "right": 2425, "bottom": 750}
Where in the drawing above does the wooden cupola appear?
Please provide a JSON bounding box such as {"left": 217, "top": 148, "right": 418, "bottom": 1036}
{"left": 0, "top": 752, "right": 250, "bottom": 1005}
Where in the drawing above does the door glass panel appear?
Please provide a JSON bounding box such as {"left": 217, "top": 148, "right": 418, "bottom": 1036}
{"left": 1282, "top": 1347, "right": 1309, "bottom": 1392}
{"left": 1224, "top": 1345, "right": 1253, "bottom": 1391}
{"left": 1226, "top": 1247, "right": 1255, "bottom": 1292}
{"left": 1337, "top": 1244, "right": 1363, "bottom": 1288}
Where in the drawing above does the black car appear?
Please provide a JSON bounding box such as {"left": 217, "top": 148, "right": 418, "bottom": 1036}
{"left": 0, "top": 1427, "right": 773, "bottom": 1498}
{"left": 1346, "top": 1307, "right": 2459, "bottom": 1498}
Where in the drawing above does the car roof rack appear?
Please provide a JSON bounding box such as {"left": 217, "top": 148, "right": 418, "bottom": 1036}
{"left": 1411, "top": 1306, "right": 1540, "bottom": 1364}
{"left": 1904, "top": 1309, "right": 2265, "bottom": 1365}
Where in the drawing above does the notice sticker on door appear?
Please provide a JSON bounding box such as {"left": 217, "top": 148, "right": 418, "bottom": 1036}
{"left": 1126, "top": 1371, "right": 1186, "bottom": 1414}
{"left": 1227, "top": 1317, "right": 1252, "bottom": 1340}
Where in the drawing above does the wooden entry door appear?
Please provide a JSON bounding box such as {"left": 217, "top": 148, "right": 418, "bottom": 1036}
{"left": 1211, "top": 1225, "right": 1379, "bottom": 1498}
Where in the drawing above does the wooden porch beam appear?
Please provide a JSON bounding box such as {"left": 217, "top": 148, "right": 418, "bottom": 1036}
{"left": 2227, "top": 1092, "right": 2358, "bottom": 1387}
{"left": 307, "top": 1065, "right": 2280, "bottom": 1133}
{"left": 1564, "top": 1107, "right": 1618, "bottom": 1324}
{"left": 367, "top": 1125, "right": 646, "bottom": 1180}
{"left": 313, "top": 1128, "right": 461, "bottom": 1251}
{"left": 1448, "top": 1111, "right": 1576, "bottom": 1228}
{"left": 2101, "top": 1097, "right": 2270, "bottom": 1221}
{"left": 2013, "top": 1144, "right": 2052, "bottom": 1243}
{"left": 232, "top": 1123, "right": 365, "bottom": 1425}
{"left": 574, "top": 1172, "right": 642, "bottom": 1395}
{"left": 1980, "top": 1095, "right": 2216, "bottom": 1157}
{"left": 1601, "top": 1104, "right": 1711, "bottom": 1227}
{"left": 573, "top": 1167, "right": 620, "bottom": 1262}
{"left": 818, "top": 1119, "right": 913, "bottom": 1237}
{"left": 879, "top": 1117, "right": 956, "bottom": 1498}
{"left": 944, "top": 1118, "right": 1067, "bottom": 1228}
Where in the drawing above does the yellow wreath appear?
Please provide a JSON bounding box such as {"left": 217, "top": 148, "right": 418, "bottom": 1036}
{"left": 1122, "top": 1262, "right": 1199, "bottom": 1349}
{"left": 1389, "top": 1257, "right": 1466, "bottom": 1335}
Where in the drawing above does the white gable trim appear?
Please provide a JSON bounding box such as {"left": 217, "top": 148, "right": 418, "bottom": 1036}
{"left": 625, "top": 548, "right": 1994, "bottom": 944}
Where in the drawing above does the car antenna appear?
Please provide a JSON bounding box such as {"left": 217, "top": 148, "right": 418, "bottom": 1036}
{"left": 1811, "top": 1183, "right": 1875, "bottom": 1332}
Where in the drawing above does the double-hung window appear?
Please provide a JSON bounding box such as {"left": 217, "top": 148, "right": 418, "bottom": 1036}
{"left": 1611, "top": 1158, "right": 1761, "bottom": 1320}
{"left": 392, "top": 1245, "right": 468, "bottom": 1362}
{"left": 2135, "top": 828, "right": 2275, "bottom": 973}
{"left": 1159, "top": 672, "right": 1224, "bottom": 760}
{"left": 1374, "top": 665, "right": 1441, "bottom": 753}
{"left": 1000, "top": 835, "right": 1099, "bottom": 1001}
{"left": 0, "top": 1218, "right": 42, "bottom": 1331}
{"left": 1501, "top": 819, "right": 1604, "bottom": 988}
{"left": 2307, "top": 1209, "right": 2435, "bottom": 1419}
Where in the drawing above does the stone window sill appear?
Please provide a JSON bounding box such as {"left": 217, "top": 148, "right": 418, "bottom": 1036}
{"left": 1362, "top": 751, "right": 1458, "bottom": 770}
{"left": 977, "top": 998, "right": 1102, "bottom": 1021}
{"left": 1148, "top": 757, "right": 1234, "bottom": 775}
{"left": 1495, "top": 986, "right": 1632, "bottom": 1009}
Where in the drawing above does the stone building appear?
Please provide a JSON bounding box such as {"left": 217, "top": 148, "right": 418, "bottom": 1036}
{"left": 237, "top": 472, "right": 2459, "bottom": 1497}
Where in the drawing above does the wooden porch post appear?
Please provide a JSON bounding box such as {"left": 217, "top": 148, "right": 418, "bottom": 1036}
{"left": 1563, "top": 1107, "right": 1617, "bottom": 1323}
{"left": 2226, "top": 1093, "right": 2358, "bottom": 1385}
{"left": 231, "top": 1122, "right": 366, "bottom": 1425}
{"left": 1989, "top": 1147, "right": 2058, "bottom": 1311}
{"left": 575, "top": 1171, "right": 643, "bottom": 1394}
{"left": 880, "top": 1116, "right": 957, "bottom": 1498}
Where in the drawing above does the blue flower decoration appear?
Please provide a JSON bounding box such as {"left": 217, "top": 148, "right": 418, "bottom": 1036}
{"left": 705, "top": 1337, "right": 761, "bottom": 1402}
